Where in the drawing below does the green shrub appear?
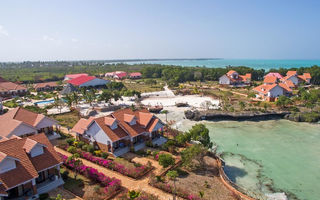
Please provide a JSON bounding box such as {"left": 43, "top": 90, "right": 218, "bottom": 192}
{"left": 145, "top": 140, "right": 153, "bottom": 147}
{"left": 86, "top": 144, "right": 94, "bottom": 153}
{"left": 102, "top": 152, "right": 109, "bottom": 159}
{"left": 152, "top": 151, "right": 159, "bottom": 159}
{"left": 66, "top": 138, "right": 75, "bottom": 145}
{"left": 61, "top": 170, "right": 69, "bottom": 180}
{"left": 82, "top": 144, "right": 88, "bottom": 151}
{"left": 39, "top": 193, "right": 49, "bottom": 200}
{"left": 67, "top": 146, "right": 77, "bottom": 154}
{"left": 76, "top": 141, "right": 85, "bottom": 148}
{"left": 158, "top": 154, "right": 175, "bottom": 168}
{"left": 94, "top": 150, "right": 102, "bottom": 157}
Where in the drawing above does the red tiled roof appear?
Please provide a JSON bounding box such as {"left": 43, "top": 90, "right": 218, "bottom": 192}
{"left": 226, "top": 70, "right": 237, "bottom": 76}
{"left": 115, "top": 72, "right": 127, "bottom": 78}
{"left": 104, "top": 117, "right": 116, "bottom": 126}
{"left": 303, "top": 73, "right": 311, "bottom": 79}
{"left": 94, "top": 117, "right": 129, "bottom": 142}
{"left": 65, "top": 73, "right": 88, "bottom": 79}
{"left": 265, "top": 72, "right": 283, "bottom": 79}
{"left": 68, "top": 76, "right": 96, "bottom": 86}
{"left": 279, "top": 83, "right": 292, "bottom": 93}
{"left": 283, "top": 80, "right": 295, "bottom": 88}
{"left": 0, "top": 133, "right": 61, "bottom": 191}
{"left": 124, "top": 114, "right": 135, "bottom": 123}
{"left": 252, "top": 84, "right": 278, "bottom": 95}
{"left": 129, "top": 72, "right": 142, "bottom": 77}
{"left": 286, "top": 71, "right": 297, "bottom": 76}
{"left": 71, "top": 117, "right": 95, "bottom": 135}
{"left": 264, "top": 76, "right": 277, "bottom": 84}
{"left": 0, "top": 81, "right": 27, "bottom": 92}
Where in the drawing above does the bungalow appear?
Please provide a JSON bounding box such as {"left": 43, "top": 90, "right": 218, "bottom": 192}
{"left": 0, "top": 77, "right": 27, "bottom": 98}
{"left": 33, "top": 82, "right": 60, "bottom": 92}
{"left": 0, "top": 133, "right": 63, "bottom": 200}
{"left": 0, "top": 107, "right": 59, "bottom": 140}
{"left": 67, "top": 76, "right": 110, "bottom": 88}
{"left": 219, "top": 70, "right": 251, "bottom": 86}
{"left": 129, "top": 72, "right": 142, "bottom": 79}
{"left": 72, "top": 108, "right": 166, "bottom": 157}
{"left": 253, "top": 83, "right": 292, "bottom": 101}
{"left": 64, "top": 73, "right": 89, "bottom": 81}
{"left": 263, "top": 76, "right": 278, "bottom": 85}
{"left": 280, "top": 71, "right": 312, "bottom": 86}
{"left": 105, "top": 71, "right": 127, "bottom": 79}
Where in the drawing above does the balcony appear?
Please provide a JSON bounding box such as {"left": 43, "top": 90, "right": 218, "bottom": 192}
{"left": 37, "top": 176, "right": 64, "bottom": 195}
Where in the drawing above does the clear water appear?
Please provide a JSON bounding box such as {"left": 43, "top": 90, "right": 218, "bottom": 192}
{"left": 119, "top": 59, "right": 320, "bottom": 70}
{"left": 34, "top": 99, "right": 55, "bottom": 105}
{"left": 201, "top": 120, "right": 320, "bottom": 200}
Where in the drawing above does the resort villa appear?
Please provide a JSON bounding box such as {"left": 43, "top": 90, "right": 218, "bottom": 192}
{"left": 0, "top": 133, "right": 63, "bottom": 200}
{"left": 72, "top": 108, "right": 167, "bottom": 157}
{"left": 67, "top": 76, "right": 110, "bottom": 88}
{"left": 0, "top": 77, "right": 27, "bottom": 99}
{"left": 105, "top": 71, "right": 127, "bottom": 79}
{"left": 219, "top": 70, "right": 251, "bottom": 86}
{"left": 63, "top": 73, "right": 89, "bottom": 81}
{"left": 0, "top": 107, "right": 59, "bottom": 140}
{"left": 33, "top": 82, "right": 60, "bottom": 92}
{"left": 253, "top": 71, "right": 311, "bottom": 101}
{"left": 129, "top": 72, "right": 142, "bottom": 79}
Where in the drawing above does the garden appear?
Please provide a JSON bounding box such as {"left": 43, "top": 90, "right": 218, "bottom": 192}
{"left": 60, "top": 153, "right": 122, "bottom": 199}
{"left": 58, "top": 138, "right": 153, "bottom": 179}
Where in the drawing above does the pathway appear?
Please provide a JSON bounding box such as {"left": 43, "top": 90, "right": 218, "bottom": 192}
{"left": 55, "top": 147, "right": 179, "bottom": 200}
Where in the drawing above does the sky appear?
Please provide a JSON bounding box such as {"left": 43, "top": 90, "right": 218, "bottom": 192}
{"left": 0, "top": 0, "right": 320, "bottom": 61}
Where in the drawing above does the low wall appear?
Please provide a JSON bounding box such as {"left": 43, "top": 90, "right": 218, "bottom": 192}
{"left": 216, "top": 157, "right": 257, "bottom": 200}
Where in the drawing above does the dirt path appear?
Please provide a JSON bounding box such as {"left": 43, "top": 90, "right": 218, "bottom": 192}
{"left": 55, "top": 147, "right": 179, "bottom": 200}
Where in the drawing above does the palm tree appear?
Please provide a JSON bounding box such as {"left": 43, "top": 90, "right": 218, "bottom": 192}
{"left": 166, "top": 170, "right": 178, "bottom": 200}
{"left": 72, "top": 92, "right": 79, "bottom": 106}
{"left": 64, "top": 94, "right": 73, "bottom": 109}
{"left": 53, "top": 95, "right": 64, "bottom": 114}
{"left": 161, "top": 110, "right": 169, "bottom": 122}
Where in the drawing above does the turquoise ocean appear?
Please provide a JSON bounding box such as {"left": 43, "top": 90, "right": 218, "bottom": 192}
{"left": 120, "top": 59, "right": 320, "bottom": 70}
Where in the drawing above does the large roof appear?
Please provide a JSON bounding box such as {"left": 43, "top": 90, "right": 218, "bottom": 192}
{"left": 72, "top": 108, "right": 163, "bottom": 142}
{"left": 65, "top": 73, "right": 88, "bottom": 79}
{"left": 0, "top": 81, "right": 26, "bottom": 92}
{"left": 34, "top": 81, "right": 58, "bottom": 90}
{"left": 68, "top": 76, "right": 96, "bottom": 86}
{"left": 252, "top": 84, "right": 278, "bottom": 95}
{"left": 0, "top": 107, "right": 57, "bottom": 138}
{"left": 265, "top": 72, "right": 283, "bottom": 79}
{"left": 0, "top": 133, "right": 61, "bottom": 194}
{"left": 263, "top": 76, "right": 277, "bottom": 84}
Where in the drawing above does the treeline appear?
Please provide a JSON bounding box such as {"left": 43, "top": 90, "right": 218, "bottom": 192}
{"left": 141, "top": 65, "right": 320, "bottom": 85}
{"left": 142, "top": 66, "right": 265, "bottom": 86}
{"left": 1, "top": 62, "right": 320, "bottom": 85}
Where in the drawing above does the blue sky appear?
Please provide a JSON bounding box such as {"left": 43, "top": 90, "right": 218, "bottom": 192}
{"left": 0, "top": 0, "right": 319, "bottom": 61}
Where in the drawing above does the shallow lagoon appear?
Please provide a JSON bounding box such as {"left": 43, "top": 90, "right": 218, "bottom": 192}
{"left": 202, "top": 120, "right": 320, "bottom": 200}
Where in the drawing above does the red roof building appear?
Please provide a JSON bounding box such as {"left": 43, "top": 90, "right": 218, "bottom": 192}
{"left": 0, "top": 133, "right": 63, "bottom": 199}
{"left": 72, "top": 108, "right": 166, "bottom": 156}
{"left": 129, "top": 72, "right": 142, "bottom": 79}
{"left": 64, "top": 73, "right": 88, "bottom": 81}
{"left": 219, "top": 70, "right": 251, "bottom": 86}
{"left": 67, "top": 76, "right": 110, "bottom": 87}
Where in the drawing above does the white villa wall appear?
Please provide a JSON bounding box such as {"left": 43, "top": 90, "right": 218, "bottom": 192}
{"left": 0, "top": 158, "right": 16, "bottom": 173}
{"left": 79, "top": 78, "right": 109, "bottom": 87}
{"left": 268, "top": 85, "right": 284, "bottom": 97}
{"left": 288, "top": 76, "right": 298, "bottom": 85}
{"left": 30, "top": 145, "right": 44, "bottom": 157}
{"left": 219, "top": 75, "right": 231, "bottom": 85}
{"left": 11, "top": 124, "right": 37, "bottom": 137}
{"left": 87, "top": 122, "right": 113, "bottom": 146}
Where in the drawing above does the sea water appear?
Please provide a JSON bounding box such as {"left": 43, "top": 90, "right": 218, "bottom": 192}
{"left": 200, "top": 120, "right": 320, "bottom": 200}
{"left": 120, "top": 59, "right": 320, "bottom": 71}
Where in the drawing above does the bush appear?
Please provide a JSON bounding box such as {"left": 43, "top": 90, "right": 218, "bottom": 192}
{"left": 102, "top": 152, "right": 109, "bottom": 159}
{"left": 86, "top": 145, "right": 95, "bottom": 153}
{"left": 61, "top": 170, "right": 69, "bottom": 180}
{"left": 67, "top": 146, "right": 77, "bottom": 154}
{"left": 82, "top": 144, "right": 88, "bottom": 151}
{"left": 76, "top": 141, "right": 85, "bottom": 148}
{"left": 66, "top": 138, "right": 75, "bottom": 145}
{"left": 152, "top": 151, "right": 159, "bottom": 159}
{"left": 158, "top": 154, "right": 175, "bottom": 168}
{"left": 145, "top": 140, "right": 153, "bottom": 147}
{"left": 94, "top": 150, "right": 102, "bottom": 157}
{"left": 39, "top": 193, "right": 49, "bottom": 200}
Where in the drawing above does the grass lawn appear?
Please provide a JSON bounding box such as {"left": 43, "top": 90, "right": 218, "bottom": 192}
{"left": 123, "top": 79, "right": 164, "bottom": 93}
{"left": 51, "top": 110, "right": 81, "bottom": 128}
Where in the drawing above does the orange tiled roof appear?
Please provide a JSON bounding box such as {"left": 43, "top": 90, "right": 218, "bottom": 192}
{"left": 279, "top": 83, "right": 292, "bottom": 92}
{"left": 226, "top": 70, "right": 237, "bottom": 76}
{"left": 303, "top": 73, "right": 311, "bottom": 79}
{"left": 0, "top": 82, "right": 26, "bottom": 92}
{"left": 286, "top": 71, "right": 297, "bottom": 76}
{"left": 124, "top": 114, "right": 135, "bottom": 123}
{"left": 104, "top": 117, "right": 116, "bottom": 126}
{"left": 252, "top": 84, "right": 278, "bottom": 95}
{"left": 283, "top": 80, "right": 295, "bottom": 88}
{"left": 94, "top": 117, "right": 129, "bottom": 142}
{"left": 34, "top": 81, "right": 58, "bottom": 90}
{"left": 264, "top": 76, "right": 277, "bottom": 84}
{"left": 71, "top": 117, "right": 95, "bottom": 135}
{"left": 0, "top": 133, "right": 61, "bottom": 191}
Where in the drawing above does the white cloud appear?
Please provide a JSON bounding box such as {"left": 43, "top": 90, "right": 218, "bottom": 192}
{"left": 0, "top": 25, "right": 9, "bottom": 37}
{"left": 71, "top": 38, "right": 78, "bottom": 43}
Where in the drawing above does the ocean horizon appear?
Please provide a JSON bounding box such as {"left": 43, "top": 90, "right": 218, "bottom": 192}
{"left": 116, "top": 58, "right": 320, "bottom": 71}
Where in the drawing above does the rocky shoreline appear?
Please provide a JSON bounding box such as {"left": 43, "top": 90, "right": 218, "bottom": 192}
{"left": 184, "top": 110, "right": 291, "bottom": 121}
